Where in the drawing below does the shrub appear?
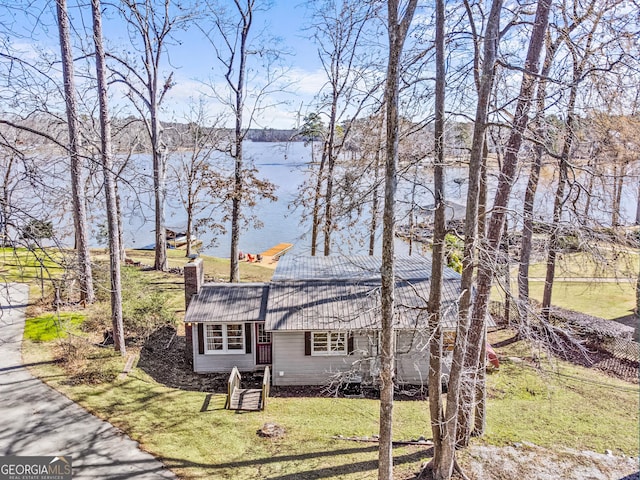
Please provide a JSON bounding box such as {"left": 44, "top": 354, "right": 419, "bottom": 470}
{"left": 444, "top": 233, "right": 464, "bottom": 273}
{"left": 56, "top": 339, "right": 121, "bottom": 385}
{"left": 123, "top": 291, "right": 176, "bottom": 339}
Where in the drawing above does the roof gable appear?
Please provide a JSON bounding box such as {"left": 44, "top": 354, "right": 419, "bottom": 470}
{"left": 185, "top": 283, "right": 269, "bottom": 324}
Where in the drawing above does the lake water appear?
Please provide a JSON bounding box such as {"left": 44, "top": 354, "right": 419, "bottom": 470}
{"left": 119, "top": 141, "right": 639, "bottom": 259}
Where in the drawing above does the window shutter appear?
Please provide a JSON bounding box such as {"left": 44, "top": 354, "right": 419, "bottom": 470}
{"left": 304, "top": 331, "right": 311, "bottom": 356}
{"left": 347, "top": 333, "right": 354, "bottom": 355}
{"left": 245, "top": 323, "right": 252, "bottom": 354}
{"left": 197, "top": 323, "right": 204, "bottom": 355}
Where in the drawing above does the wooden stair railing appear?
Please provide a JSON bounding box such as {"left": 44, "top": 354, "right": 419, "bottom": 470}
{"left": 261, "top": 366, "right": 270, "bottom": 410}
{"left": 225, "top": 367, "right": 241, "bottom": 410}
{"left": 226, "top": 366, "right": 270, "bottom": 411}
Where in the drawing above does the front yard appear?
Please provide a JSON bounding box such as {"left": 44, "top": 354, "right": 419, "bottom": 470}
{"left": 15, "top": 247, "right": 640, "bottom": 479}
{"left": 22, "top": 325, "right": 639, "bottom": 479}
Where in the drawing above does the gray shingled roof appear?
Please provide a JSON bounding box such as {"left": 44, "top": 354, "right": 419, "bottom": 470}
{"left": 266, "top": 254, "right": 462, "bottom": 331}
{"left": 265, "top": 278, "right": 461, "bottom": 331}
{"left": 185, "top": 255, "right": 468, "bottom": 331}
{"left": 272, "top": 254, "right": 461, "bottom": 282}
{"left": 185, "top": 283, "right": 269, "bottom": 324}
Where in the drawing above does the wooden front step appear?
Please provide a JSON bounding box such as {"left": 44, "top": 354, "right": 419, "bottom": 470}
{"left": 229, "top": 388, "right": 263, "bottom": 411}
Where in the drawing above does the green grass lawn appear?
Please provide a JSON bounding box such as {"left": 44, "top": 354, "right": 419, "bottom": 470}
{"left": 526, "top": 250, "right": 639, "bottom": 279}
{"left": 526, "top": 281, "right": 636, "bottom": 320}
{"left": 0, "top": 247, "right": 66, "bottom": 298}
{"left": 24, "top": 312, "right": 85, "bottom": 342}
{"left": 496, "top": 249, "right": 638, "bottom": 320}
{"left": 123, "top": 249, "right": 274, "bottom": 283}
{"left": 22, "top": 329, "right": 639, "bottom": 480}
{"left": 14, "top": 246, "right": 640, "bottom": 478}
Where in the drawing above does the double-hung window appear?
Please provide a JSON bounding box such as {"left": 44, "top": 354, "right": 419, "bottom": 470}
{"left": 312, "top": 331, "right": 347, "bottom": 356}
{"left": 205, "top": 324, "right": 245, "bottom": 354}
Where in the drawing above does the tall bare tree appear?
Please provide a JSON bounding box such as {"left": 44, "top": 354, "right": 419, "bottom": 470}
{"left": 379, "top": 3, "right": 417, "bottom": 479}
{"left": 517, "top": 28, "right": 563, "bottom": 323}
{"left": 169, "top": 101, "right": 227, "bottom": 257}
{"left": 460, "top": 0, "right": 551, "bottom": 447}
{"left": 435, "top": 1, "right": 503, "bottom": 477}
{"left": 56, "top": 0, "right": 95, "bottom": 304}
{"left": 426, "top": 0, "right": 446, "bottom": 473}
{"left": 113, "top": 0, "right": 189, "bottom": 272}
{"left": 306, "top": 0, "right": 379, "bottom": 256}
{"left": 541, "top": 1, "right": 614, "bottom": 315}
{"left": 202, "top": 0, "right": 282, "bottom": 282}
{"left": 91, "top": 0, "right": 125, "bottom": 354}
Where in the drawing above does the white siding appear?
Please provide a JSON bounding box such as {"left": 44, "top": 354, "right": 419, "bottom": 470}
{"left": 395, "top": 330, "right": 430, "bottom": 385}
{"left": 192, "top": 324, "right": 258, "bottom": 373}
{"left": 272, "top": 332, "right": 371, "bottom": 386}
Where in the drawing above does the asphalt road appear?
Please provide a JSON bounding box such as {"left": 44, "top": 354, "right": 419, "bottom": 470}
{"left": 0, "top": 283, "right": 177, "bottom": 479}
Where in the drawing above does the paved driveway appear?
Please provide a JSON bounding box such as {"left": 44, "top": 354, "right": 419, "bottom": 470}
{"left": 0, "top": 283, "right": 177, "bottom": 479}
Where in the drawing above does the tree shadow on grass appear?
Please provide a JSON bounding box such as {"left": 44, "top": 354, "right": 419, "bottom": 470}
{"left": 161, "top": 444, "right": 432, "bottom": 479}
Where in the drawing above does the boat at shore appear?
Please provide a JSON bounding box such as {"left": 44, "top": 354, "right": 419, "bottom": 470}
{"left": 135, "top": 226, "right": 203, "bottom": 251}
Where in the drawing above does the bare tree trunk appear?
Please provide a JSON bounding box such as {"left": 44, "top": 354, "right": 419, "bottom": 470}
{"left": 311, "top": 144, "right": 327, "bottom": 256}
{"left": 437, "top": 1, "right": 503, "bottom": 477}
{"left": 460, "top": 0, "right": 551, "bottom": 449}
{"left": 478, "top": 141, "right": 489, "bottom": 238}
{"left": 91, "top": 0, "right": 125, "bottom": 355}
{"left": 426, "top": 0, "right": 446, "bottom": 472}
{"left": 369, "top": 141, "right": 381, "bottom": 256}
{"left": 1, "top": 156, "right": 14, "bottom": 243}
{"left": 114, "top": 182, "right": 126, "bottom": 262}
{"left": 152, "top": 110, "right": 167, "bottom": 272}
{"left": 503, "top": 219, "right": 511, "bottom": 325}
{"left": 635, "top": 178, "right": 640, "bottom": 225}
{"left": 228, "top": 2, "right": 252, "bottom": 283}
{"left": 379, "top": 3, "right": 417, "bottom": 479}
{"left": 518, "top": 39, "right": 557, "bottom": 323}
{"left": 323, "top": 99, "right": 338, "bottom": 256}
{"left": 56, "top": 0, "right": 95, "bottom": 304}
{"left": 408, "top": 164, "right": 419, "bottom": 255}
{"left": 611, "top": 162, "right": 625, "bottom": 227}
{"left": 543, "top": 85, "right": 577, "bottom": 316}
{"left": 185, "top": 192, "right": 193, "bottom": 257}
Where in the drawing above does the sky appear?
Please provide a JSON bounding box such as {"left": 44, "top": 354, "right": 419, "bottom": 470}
{"left": 153, "top": 1, "right": 327, "bottom": 128}
{"left": 3, "top": 0, "right": 332, "bottom": 129}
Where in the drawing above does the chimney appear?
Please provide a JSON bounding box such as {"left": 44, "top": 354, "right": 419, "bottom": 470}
{"left": 184, "top": 257, "right": 203, "bottom": 364}
{"left": 184, "top": 257, "right": 204, "bottom": 309}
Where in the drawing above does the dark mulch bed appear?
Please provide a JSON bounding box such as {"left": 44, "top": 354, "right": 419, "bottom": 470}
{"left": 138, "top": 326, "right": 433, "bottom": 398}
{"left": 139, "top": 325, "right": 637, "bottom": 399}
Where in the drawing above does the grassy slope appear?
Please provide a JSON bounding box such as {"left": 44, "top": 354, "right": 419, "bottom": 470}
{"left": 527, "top": 281, "right": 635, "bottom": 320}
{"left": 16, "top": 247, "right": 640, "bottom": 478}
{"left": 22, "top": 330, "right": 639, "bottom": 480}
{"left": 483, "top": 331, "right": 638, "bottom": 455}
{"left": 122, "top": 249, "right": 274, "bottom": 283}
{"left": 500, "top": 250, "right": 639, "bottom": 320}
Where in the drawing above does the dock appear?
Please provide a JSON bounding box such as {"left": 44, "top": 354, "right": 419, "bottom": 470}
{"left": 260, "top": 243, "right": 293, "bottom": 260}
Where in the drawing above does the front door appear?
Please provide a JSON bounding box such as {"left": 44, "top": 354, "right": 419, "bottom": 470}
{"left": 256, "top": 323, "right": 272, "bottom": 365}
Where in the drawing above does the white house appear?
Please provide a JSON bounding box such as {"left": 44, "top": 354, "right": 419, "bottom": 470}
{"left": 184, "top": 254, "right": 465, "bottom": 387}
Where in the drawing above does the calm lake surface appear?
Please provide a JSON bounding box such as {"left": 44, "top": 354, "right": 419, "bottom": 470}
{"left": 119, "top": 141, "right": 638, "bottom": 259}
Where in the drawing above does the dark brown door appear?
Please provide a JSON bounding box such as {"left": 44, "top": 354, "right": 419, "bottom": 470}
{"left": 256, "top": 323, "right": 272, "bottom": 365}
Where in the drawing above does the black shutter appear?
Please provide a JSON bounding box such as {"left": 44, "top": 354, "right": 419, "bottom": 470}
{"left": 197, "top": 323, "right": 204, "bottom": 354}
{"left": 245, "top": 323, "right": 252, "bottom": 354}
{"left": 304, "top": 331, "right": 311, "bottom": 356}
{"left": 347, "top": 333, "right": 354, "bottom": 355}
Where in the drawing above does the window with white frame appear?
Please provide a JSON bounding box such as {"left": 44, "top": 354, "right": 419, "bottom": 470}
{"left": 312, "top": 331, "right": 347, "bottom": 356}
{"left": 205, "top": 324, "right": 244, "bottom": 354}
